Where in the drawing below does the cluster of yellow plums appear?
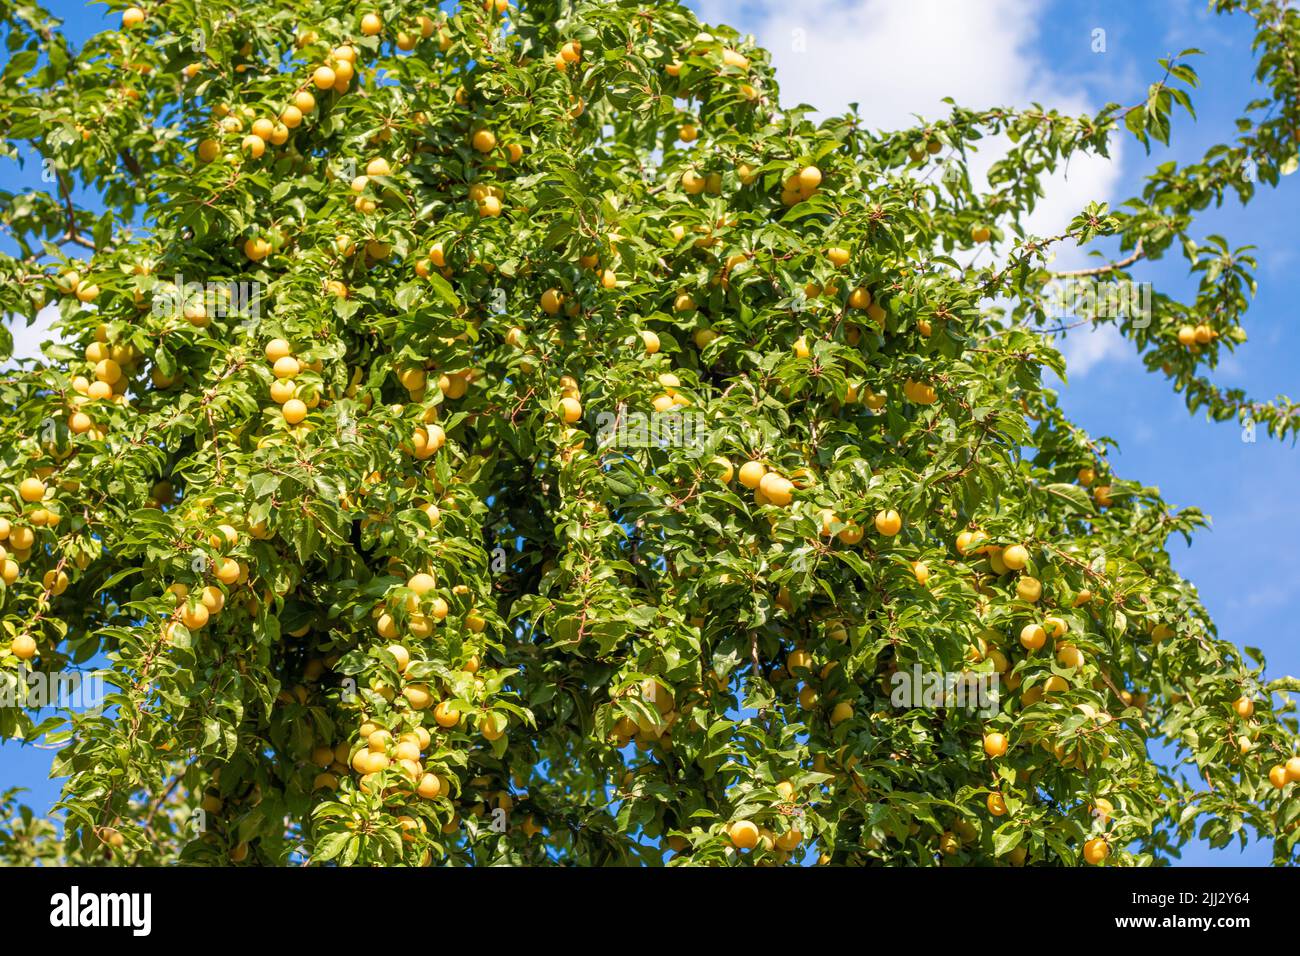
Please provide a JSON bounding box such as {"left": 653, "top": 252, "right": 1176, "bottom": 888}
{"left": 1, "top": 476, "right": 71, "bottom": 637}
{"left": 1176, "top": 324, "right": 1218, "bottom": 348}
{"left": 264, "top": 338, "right": 314, "bottom": 425}
{"left": 1268, "top": 756, "right": 1300, "bottom": 790}
{"left": 552, "top": 39, "right": 583, "bottom": 72}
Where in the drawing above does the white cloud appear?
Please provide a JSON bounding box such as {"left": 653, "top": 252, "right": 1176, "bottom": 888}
{"left": 705, "top": 0, "right": 1054, "bottom": 128}
{"left": 5, "top": 304, "right": 59, "bottom": 366}
{"left": 698, "top": 0, "right": 1122, "bottom": 253}
{"left": 692, "top": 0, "right": 1128, "bottom": 374}
{"left": 1058, "top": 321, "right": 1130, "bottom": 377}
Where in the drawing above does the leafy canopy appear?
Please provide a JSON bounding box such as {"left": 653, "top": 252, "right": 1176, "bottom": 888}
{"left": 0, "top": 0, "right": 1298, "bottom": 866}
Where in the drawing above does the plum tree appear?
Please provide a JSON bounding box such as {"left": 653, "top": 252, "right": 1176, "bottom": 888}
{"left": 0, "top": 0, "right": 1297, "bottom": 868}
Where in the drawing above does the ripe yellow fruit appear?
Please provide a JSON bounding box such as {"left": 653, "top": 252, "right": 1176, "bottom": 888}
{"left": 121, "top": 6, "right": 144, "bottom": 28}
{"left": 797, "top": 165, "right": 822, "bottom": 192}
{"left": 19, "top": 477, "right": 46, "bottom": 503}
{"left": 402, "top": 683, "right": 432, "bottom": 710}
{"left": 737, "top": 460, "right": 766, "bottom": 490}
{"left": 371, "top": 612, "right": 398, "bottom": 640}
{"left": 282, "top": 398, "right": 308, "bottom": 424}
{"left": 1082, "top": 838, "right": 1109, "bottom": 865}
{"left": 983, "top": 732, "right": 1008, "bottom": 758}
{"left": 243, "top": 236, "right": 271, "bottom": 261}
{"left": 836, "top": 522, "right": 862, "bottom": 546}
{"left": 758, "top": 472, "right": 794, "bottom": 507}
{"left": 385, "top": 644, "right": 410, "bottom": 674}
{"left": 1233, "top": 696, "right": 1254, "bottom": 718}
{"left": 681, "top": 169, "right": 705, "bottom": 195}
{"left": 830, "top": 701, "right": 853, "bottom": 725}
{"left": 360, "top": 12, "right": 382, "bottom": 35}
{"left": 792, "top": 335, "right": 810, "bottom": 359}
{"left": 213, "top": 557, "right": 240, "bottom": 585}
{"left": 269, "top": 379, "right": 296, "bottom": 404}
{"left": 407, "top": 572, "right": 437, "bottom": 596}
{"left": 472, "top": 128, "right": 497, "bottom": 153}
{"left": 1177, "top": 325, "right": 1197, "bottom": 346}
{"left": 1077, "top": 466, "right": 1095, "bottom": 486}
{"left": 1056, "top": 644, "right": 1084, "bottom": 669}
{"left": 1019, "top": 623, "right": 1046, "bottom": 650}
{"left": 640, "top": 330, "right": 660, "bottom": 354}
{"left": 481, "top": 712, "right": 507, "bottom": 740}
{"left": 434, "top": 700, "right": 460, "bottom": 728}
{"left": 292, "top": 90, "right": 316, "bottom": 113}
{"left": 1001, "top": 544, "right": 1029, "bottom": 570}
{"left": 1268, "top": 765, "right": 1289, "bottom": 789}
{"left": 40, "top": 572, "right": 68, "bottom": 595}
{"left": 987, "top": 793, "right": 1007, "bottom": 816}
{"left": 874, "top": 509, "right": 902, "bottom": 536}
{"left": 728, "top": 820, "right": 759, "bottom": 850}
{"left": 1043, "top": 675, "right": 1069, "bottom": 695}
{"left": 200, "top": 585, "right": 224, "bottom": 613}
{"left": 1016, "top": 576, "right": 1042, "bottom": 603}
{"left": 10, "top": 635, "right": 37, "bottom": 660}
{"left": 558, "top": 396, "right": 583, "bottom": 423}
{"left": 540, "top": 288, "right": 564, "bottom": 315}
{"left": 312, "top": 66, "right": 336, "bottom": 90}
{"left": 182, "top": 602, "right": 209, "bottom": 630}
{"left": 264, "top": 338, "right": 292, "bottom": 362}
{"left": 904, "top": 380, "right": 938, "bottom": 405}
{"left": 272, "top": 356, "right": 300, "bottom": 379}
{"left": 971, "top": 225, "right": 991, "bottom": 243}
{"left": 197, "top": 139, "right": 220, "bottom": 162}
{"left": 417, "top": 773, "right": 441, "bottom": 798}
{"left": 787, "top": 648, "right": 813, "bottom": 674}
{"left": 1288, "top": 756, "right": 1300, "bottom": 781}
{"left": 410, "top": 423, "right": 446, "bottom": 460}
{"left": 94, "top": 358, "right": 121, "bottom": 384}
{"left": 826, "top": 246, "right": 850, "bottom": 267}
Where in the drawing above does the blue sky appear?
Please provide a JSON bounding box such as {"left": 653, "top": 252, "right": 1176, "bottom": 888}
{"left": 2, "top": 0, "right": 1296, "bottom": 865}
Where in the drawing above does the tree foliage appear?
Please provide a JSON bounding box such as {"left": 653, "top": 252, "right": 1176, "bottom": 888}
{"left": 0, "top": 0, "right": 1298, "bottom": 866}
